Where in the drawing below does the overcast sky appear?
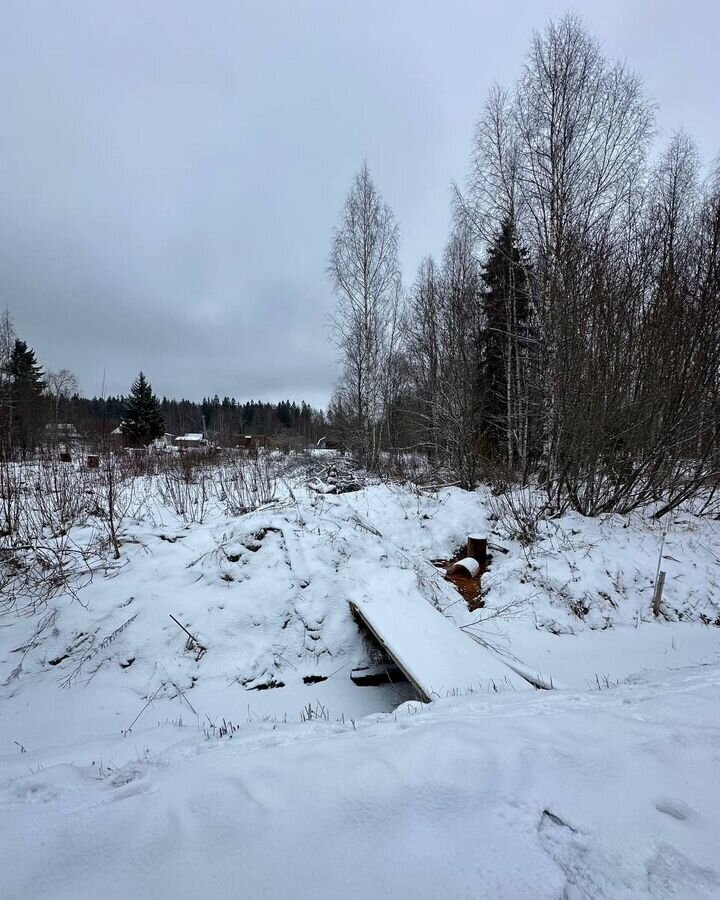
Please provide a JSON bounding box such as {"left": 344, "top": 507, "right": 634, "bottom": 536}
{"left": 1, "top": 1, "right": 717, "bottom": 408}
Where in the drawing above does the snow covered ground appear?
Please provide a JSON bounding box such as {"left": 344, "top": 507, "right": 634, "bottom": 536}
{"left": 1, "top": 456, "right": 719, "bottom": 898}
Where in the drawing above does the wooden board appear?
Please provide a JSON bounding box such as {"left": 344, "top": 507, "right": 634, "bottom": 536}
{"left": 350, "top": 592, "right": 540, "bottom": 702}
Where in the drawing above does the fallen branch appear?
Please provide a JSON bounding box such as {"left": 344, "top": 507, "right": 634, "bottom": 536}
{"left": 169, "top": 614, "right": 207, "bottom": 654}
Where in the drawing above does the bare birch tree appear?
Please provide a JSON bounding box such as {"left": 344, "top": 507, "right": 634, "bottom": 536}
{"left": 329, "top": 163, "right": 401, "bottom": 467}
{"left": 513, "top": 15, "right": 654, "bottom": 485}
{"left": 406, "top": 257, "right": 442, "bottom": 456}
{"left": 46, "top": 369, "right": 79, "bottom": 436}
{"left": 405, "top": 225, "right": 484, "bottom": 487}
{"left": 0, "top": 309, "right": 16, "bottom": 458}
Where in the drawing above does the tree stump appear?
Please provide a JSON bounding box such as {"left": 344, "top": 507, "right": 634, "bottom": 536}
{"left": 467, "top": 534, "right": 487, "bottom": 565}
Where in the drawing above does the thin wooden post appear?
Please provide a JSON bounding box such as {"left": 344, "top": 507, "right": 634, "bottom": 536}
{"left": 652, "top": 571, "right": 666, "bottom": 617}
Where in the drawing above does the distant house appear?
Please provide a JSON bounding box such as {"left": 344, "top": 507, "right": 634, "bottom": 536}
{"left": 109, "top": 426, "right": 176, "bottom": 450}
{"left": 239, "top": 434, "right": 268, "bottom": 450}
{"left": 152, "top": 433, "right": 176, "bottom": 449}
{"left": 44, "top": 422, "right": 81, "bottom": 443}
{"left": 175, "top": 433, "right": 207, "bottom": 449}
{"left": 107, "top": 424, "right": 126, "bottom": 448}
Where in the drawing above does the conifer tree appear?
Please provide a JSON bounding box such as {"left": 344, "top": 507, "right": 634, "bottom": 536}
{"left": 7, "top": 339, "right": 45, "bottom": 457}
{"left": 481, "top": 219, "right": 532, "bottom": 468}
{"left": 121, "top": 372, "right": 165, "bottom": 446}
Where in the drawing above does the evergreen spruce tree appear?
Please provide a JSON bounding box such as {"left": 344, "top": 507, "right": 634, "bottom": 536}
{"left": 121, "top": 372, "right": 165, "bottom": 446}
{"left": 7, "top": 339, "right": 45, "bottom": 457}
{"left": 481, "top": 219, "right": 532, "bottom": 467}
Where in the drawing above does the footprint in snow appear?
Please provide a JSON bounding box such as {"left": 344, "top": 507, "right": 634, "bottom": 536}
{"left": 655, "top": 797, "right": 693, "bottom": 821}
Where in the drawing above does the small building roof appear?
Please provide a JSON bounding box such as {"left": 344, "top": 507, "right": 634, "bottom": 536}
{"left": 45, "top": 422, "right": 80, "bottom": 434}
{"left": 176, "top": 433, "right": 204, "bottom": 442}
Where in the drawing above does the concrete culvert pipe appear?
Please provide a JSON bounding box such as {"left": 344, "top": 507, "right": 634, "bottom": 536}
{"left": 449, "top": 557, "right": 480, "bottom": 578}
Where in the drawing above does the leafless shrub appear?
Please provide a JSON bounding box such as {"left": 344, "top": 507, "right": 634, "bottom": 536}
{"left": 33, "top": 457, "right": 96, "bottom": 531}
{"left": 376, "top": 451, "right": 440, "bottom": 488}
{"left": 121, "top": 448, "right": 159, "bottom": 478}
{"left": 89, "top": 453, "right": 144, "bottom": 558}
{"left": 0, "top": 456, "right": 98, "bottom": 616}
{"left": 217, "top": 453, "right": 278, "bottom": 516}
{"left": 486, "top": 485, "right": 547, "bottom": 546}
{"left": 158, "top": 454, "right": 210, "bottom": 523}
{"left": 0, "top": 457, "right": 23, "bottom": 537}
{"left": 697, "top": 483, "right": 720, "bottom": 519}
{"left": 0, "top": 449, "right": 160, "bottom": 617}
{"left": 460, "top": 592, "right": 534, "bottom": 629}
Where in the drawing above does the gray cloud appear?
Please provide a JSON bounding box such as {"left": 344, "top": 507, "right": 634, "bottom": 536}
{"left": 2, "top": 0, "right": 717, "bottom": 408}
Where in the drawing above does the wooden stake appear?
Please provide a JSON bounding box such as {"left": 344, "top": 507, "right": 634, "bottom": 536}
{"left": 652, "top": 571, "right": 666, "bottom": 617}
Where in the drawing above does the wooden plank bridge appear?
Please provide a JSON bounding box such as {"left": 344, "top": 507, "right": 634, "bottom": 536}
{"left": 351, "top": 593, "right": 551, "bottom": 703}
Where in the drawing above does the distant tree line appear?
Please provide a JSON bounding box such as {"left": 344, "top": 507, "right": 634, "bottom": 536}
{"left": 328, "top": 14, "right": 720, "bottom": 515}
{"left": 72, "top": 392, "right": 323, "bottom": 445}
{"left": 0, "top": 312, "right": 325, "bottom": 455}
{"left": 159, "top": 395, "right": 323, "bottom": 444}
